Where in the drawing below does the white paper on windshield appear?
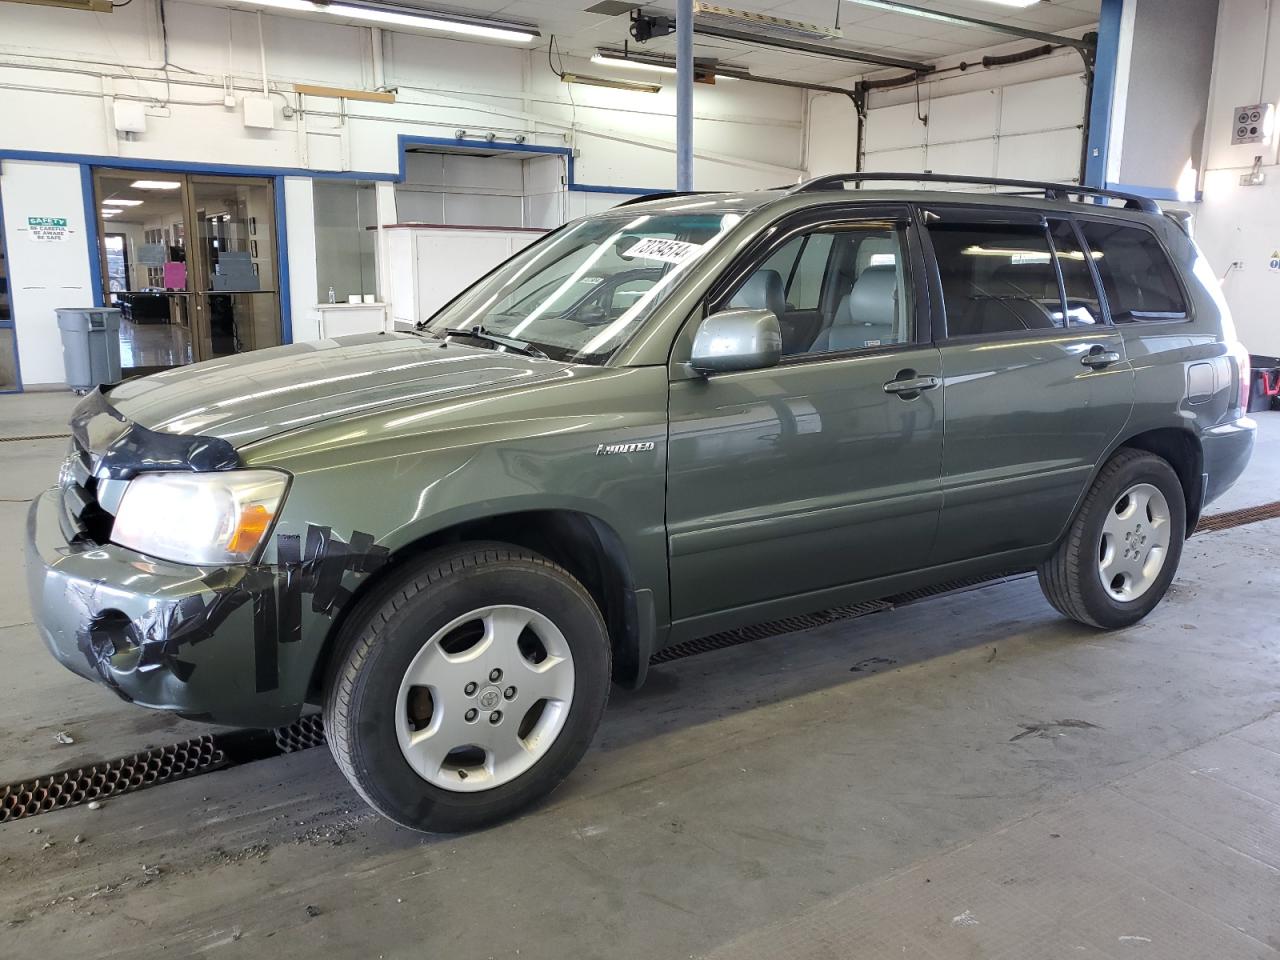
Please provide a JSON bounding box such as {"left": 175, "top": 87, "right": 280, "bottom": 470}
{"left": 624, "top": 237, "right": 703, "bottom": 265}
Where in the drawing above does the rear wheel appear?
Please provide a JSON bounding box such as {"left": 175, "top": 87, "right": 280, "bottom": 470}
{"left": 324, "top": 543, "right": 611, "bottom": 833}
{"left": 1038, "top": 449, "right": 1186, "bottom": 629}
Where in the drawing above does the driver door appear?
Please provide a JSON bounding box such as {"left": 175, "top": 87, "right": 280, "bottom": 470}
{"left": 664, "top": 206, "right": 945, "bottom": 630}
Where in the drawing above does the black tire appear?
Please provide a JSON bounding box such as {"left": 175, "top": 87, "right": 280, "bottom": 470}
{"left": 1038, "top": 448, "right": 1187, "bottom": 629}
{"left": 323, "top": 542, "right": 611, "bottom": 833}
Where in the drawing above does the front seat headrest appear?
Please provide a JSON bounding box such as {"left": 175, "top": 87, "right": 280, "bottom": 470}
{"left": 730, "top": 269, "right": 786, "bottom": 319}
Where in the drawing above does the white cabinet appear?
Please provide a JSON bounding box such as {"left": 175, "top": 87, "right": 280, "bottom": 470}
{"left": 385, "top": 225, "right": 544, "bottom": 327}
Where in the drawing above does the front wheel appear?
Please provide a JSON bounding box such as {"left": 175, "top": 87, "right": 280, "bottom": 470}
{"left": 324, "top": 543, "right": 611, "bottom": 833}
{"left": 1038, "top": 449, "right": 1186, "bottom": 629}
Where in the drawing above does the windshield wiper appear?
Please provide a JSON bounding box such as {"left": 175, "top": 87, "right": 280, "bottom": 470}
{"left": 441, "top": 326, "right": 549, "bottom": 359}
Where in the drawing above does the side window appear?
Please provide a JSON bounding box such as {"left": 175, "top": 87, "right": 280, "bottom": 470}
{"left": 788, "top": 233, "right": 833, "bottom": 310}
{"left": 1049, "top": 219, "right": 1103, "bottom": 326}
{"left": 724, "top": 222, "right": 912, "bottom": 356}
{"left": 1077, "top": 220, "right": 1188, "bottom": 321}
{"left": 928, "top": 222, "right": 1063, "bottom": 336}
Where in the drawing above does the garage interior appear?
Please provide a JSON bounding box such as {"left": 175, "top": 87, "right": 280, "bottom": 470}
{"left": 2, "top": 0, "right": 1280, "bottom": 957}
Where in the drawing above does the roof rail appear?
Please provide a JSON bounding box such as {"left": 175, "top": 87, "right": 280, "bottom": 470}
{"left": 789, "top": 172, "right": 1161, "bottom": 214}
{"left": 615, "top": 191, "right": 711, "bottom": 207}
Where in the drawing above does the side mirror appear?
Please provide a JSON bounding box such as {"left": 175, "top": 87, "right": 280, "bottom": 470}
{"left": 689, "top": 308, "right": 783, "bottom": 375}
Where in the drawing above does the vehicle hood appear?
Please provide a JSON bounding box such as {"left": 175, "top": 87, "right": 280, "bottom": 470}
{"left": 104, "top": 333, "right": 586, "bottom": 448}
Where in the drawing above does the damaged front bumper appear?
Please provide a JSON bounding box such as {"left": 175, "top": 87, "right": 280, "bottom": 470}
{"left": 25, "top": 486, "right": 305, "bottom": 728}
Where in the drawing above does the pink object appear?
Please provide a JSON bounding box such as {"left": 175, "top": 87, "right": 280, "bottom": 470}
{"left": 163, "top": 261, "right": 187, "bottom": 290}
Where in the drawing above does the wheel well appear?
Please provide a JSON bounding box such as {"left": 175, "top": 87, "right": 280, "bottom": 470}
{"left": 307, "top": 510, "right": 642, "bottom": 702}
{"left": 1119, "top": 428, "right": 1203, "bottom": 534}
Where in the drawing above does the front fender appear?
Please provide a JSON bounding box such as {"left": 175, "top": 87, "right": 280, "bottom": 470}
{"left": 237, "top": 366, "right": 672, "bottom": 704}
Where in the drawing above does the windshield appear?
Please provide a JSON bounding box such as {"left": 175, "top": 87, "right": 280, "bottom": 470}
{"left": 425, "top": 210, "right": 745, "bottom": 364}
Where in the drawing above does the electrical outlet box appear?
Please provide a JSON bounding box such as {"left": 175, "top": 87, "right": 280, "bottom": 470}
{"left": 242, "top": 96, "right": 275, "bottom": 130}
{"left": 112, "top": 100, "right": 147, "bottom": 135}
{"left": 1231, "top": 103, "right": 1274, "bottom": 145}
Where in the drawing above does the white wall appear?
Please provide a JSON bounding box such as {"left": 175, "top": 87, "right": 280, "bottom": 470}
{"left": 0, "top": 1, "right": 804, "bottom": 186}
{"left": 1194, "top": 0, "right": 1280, "bottom": 356}
{"left": 0, "top": 0, "right": 807, "bottom": 384}
{"left": 0, "top": 162, "right": 95, "bottom": 385}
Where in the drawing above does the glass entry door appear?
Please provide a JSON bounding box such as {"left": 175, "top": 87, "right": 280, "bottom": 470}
{"left": 187, "top": 176, "right": 280, "bottom": 361}
{"left": 94, "top": 170, "right": 281, "bottom": 376}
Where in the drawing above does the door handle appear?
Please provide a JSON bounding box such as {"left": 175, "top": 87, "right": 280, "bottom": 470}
{"left": 883, "top": 373, "right": 941, "bottom": 397}
{"left": 1081, "top": 346, "right": 1121, "bottom": 369}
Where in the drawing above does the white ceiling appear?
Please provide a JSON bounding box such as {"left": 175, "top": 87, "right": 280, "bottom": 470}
{"left": 395, "top": 0, "right": 1102, "bottom": 84}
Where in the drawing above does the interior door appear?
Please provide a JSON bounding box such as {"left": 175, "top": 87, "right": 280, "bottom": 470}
{"left": 186, "top": 176, "right": 281, "bottom": 361}
{"left": 665, "top": 207, "right": 944, "bottom": 628}
{"left": 94, "top": 169, "right": 195, "bottom": 376}
{"left": 922, "top": 208, "right": 1136, "bottom": 563}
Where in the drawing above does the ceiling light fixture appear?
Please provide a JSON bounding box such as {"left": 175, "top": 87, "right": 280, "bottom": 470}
{"left": 102, "top": 198, "right": 144, "bottom": 207}
{"left": 592, "top": 52, "right": 676, "bottom": 75}
{"left": 130, "top": 180, "right": 182, "bottom": 190}
{"left": 237, "top": 0, "right": 539, "bottom": 43}
{"left": 560, "top": 73, "right": 662, "bottom": 94}
{"left": 591, "top": 49, "right": 738, "bottom": 81}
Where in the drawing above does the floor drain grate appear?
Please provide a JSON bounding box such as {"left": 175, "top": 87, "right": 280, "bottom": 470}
{"left": 650, "top": 600, "right": 894, "bottom": 665}
{"left": 885, "top": 571, "right": 1030, "bottom": 606}
{"left": 0, "top": 718, "right": 330, "bottom": 825}
{"left": 0, "top": 736, "right": 225, "bottom": 824}
{"left": 1196, "top": 501, "right": 1280, "bottom": 534}
{"left": 274, "top": 714, "right": 327, "bottom": 753}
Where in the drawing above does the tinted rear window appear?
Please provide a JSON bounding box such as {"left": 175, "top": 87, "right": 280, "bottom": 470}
{"left": 1077, "top": 221, "right": 1188, "bottom": 321}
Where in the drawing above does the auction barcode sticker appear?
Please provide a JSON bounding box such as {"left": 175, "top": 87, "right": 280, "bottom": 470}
{"left": 624, "top": 237, "right": 703, "bottom": 265}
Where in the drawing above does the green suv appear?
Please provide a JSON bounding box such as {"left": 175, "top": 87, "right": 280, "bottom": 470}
{"left": 27, "top": 174, "right": 1256, "bottom": 832}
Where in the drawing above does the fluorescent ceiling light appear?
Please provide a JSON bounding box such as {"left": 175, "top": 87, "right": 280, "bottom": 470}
{"left": 592, "top": 53, "right": 676, "bottom": 75}
{"left": 561, "top": 73, "right": 661, "bottom": 94}
{"left": 131, "top": 180, "right": 182, "bottom": 190}
{"left": 592, "top": 49, "right": 739, "bottom": 81}
{"left": 965, "top": 0, "right": 1039, "bottom": 6}
{"left": 102, "top": 198, "right": 144, "bottom": 206}
{"left": 239, "top": 0, "right": 539, "bottom": 43}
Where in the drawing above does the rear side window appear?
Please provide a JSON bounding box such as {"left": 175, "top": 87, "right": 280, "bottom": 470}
{"left": 928, "top": 222, "right": 1064, "bottom": 336}
{"left": 1077, "top": 221, "right": 1188, "bottom": 322}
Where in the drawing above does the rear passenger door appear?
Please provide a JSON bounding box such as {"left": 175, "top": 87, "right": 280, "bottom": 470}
{"left": 923, "top": 207, "right": 1136, "bottom": 564}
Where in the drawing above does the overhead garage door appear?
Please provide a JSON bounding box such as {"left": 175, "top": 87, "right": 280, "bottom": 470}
{"left": 863, "top": 73, "right": 1087, "bottom": 186}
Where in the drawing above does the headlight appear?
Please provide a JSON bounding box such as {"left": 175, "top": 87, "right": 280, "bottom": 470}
{"left": 111, "top": 470, "right": 290, "bottom": 565}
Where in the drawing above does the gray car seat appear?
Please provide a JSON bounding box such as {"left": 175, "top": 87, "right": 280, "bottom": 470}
{"left": 809, "top": 264, "right": 899, "bottom": 353}
{"left": 729, "top": 269, "right": 786, "bottom": 319}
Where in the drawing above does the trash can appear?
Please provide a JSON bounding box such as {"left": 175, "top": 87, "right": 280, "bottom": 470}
{"left": 56, "top": 307, "right": 123, "bottom": 392}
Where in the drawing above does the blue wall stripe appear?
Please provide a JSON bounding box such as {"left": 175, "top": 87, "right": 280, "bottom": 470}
{"left": 1084, "top": 0, "right": 1125, "bottom": 189}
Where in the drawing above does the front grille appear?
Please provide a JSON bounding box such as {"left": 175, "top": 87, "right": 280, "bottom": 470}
{"left": 58, "top": 438, "right": 113, "bottom": 544}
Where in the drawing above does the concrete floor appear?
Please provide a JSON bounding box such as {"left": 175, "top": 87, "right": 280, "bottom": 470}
{"left": 1, "top": 392, "right": 1278, "bottom": 960}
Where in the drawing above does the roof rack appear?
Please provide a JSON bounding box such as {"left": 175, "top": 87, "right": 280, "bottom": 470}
{"left": 615, "top": 191, "right": 711, "bottom": 207}
{"left": 789, "top": 172, "right": 1161, "bottom": 214}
